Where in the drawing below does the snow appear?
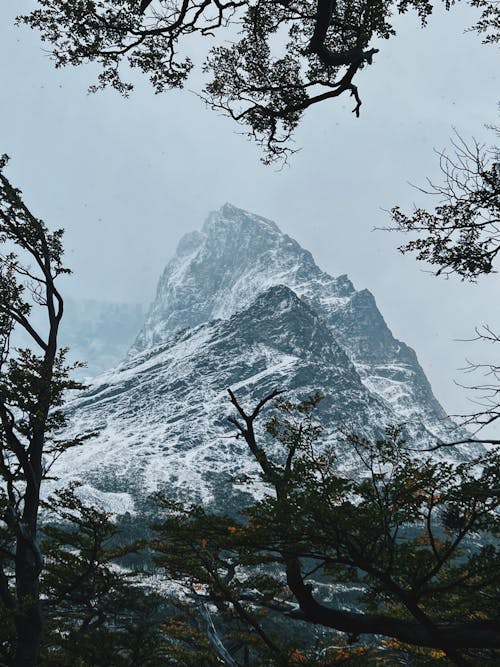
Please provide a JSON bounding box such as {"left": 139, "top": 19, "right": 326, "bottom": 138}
{"left": 52, "top": 204, "right": 469, "bottom": 513}
{"left": 74, "top": 485, "right": 136, "bottom": 516}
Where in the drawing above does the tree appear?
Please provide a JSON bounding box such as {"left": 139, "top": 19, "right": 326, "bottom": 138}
{"left": 390, "top": 131, "right": 500, "bottom": 281}
{"left": 18, "top": 1, "right": 499, "bottom": 163}
{"left": 0, "top": 156, "right": 86, "bottom": 666}
{"left": 153, "top": 390, "right": 500, "bottom": 666}
{"left": 38, "top": 484, "right": 167, "bottom": 666}
{"left": 389, "top": 130, "right": 500, "bottom": 436}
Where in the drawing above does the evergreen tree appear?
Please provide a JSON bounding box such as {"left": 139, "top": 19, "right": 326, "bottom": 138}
{"left": 39, "top": 485, "right": 167, "bottom": 667}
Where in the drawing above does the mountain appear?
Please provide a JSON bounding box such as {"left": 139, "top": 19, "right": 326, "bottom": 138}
{"left": 54, "top": 204, "right": 464, "bottom": 512}
{"left": 132, "top": 203, "right": 445, "bottom": 424}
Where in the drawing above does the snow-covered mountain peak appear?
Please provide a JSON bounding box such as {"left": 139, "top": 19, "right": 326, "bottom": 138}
{"left": 130, "top": 204, "right": 449, "bottom": 422}
{"left": 55, "top": 205, "right": 471, "bottom": 508}
{"left": 132, "top": 205, "right": 347, "bottom": 353}
{"left": 202, "top": 203, "right": 281, "bottom": 235}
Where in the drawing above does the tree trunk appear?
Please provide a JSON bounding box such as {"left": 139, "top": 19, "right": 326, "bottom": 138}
{"left": 14, "top": 606, "right": 42, "bottom": 667}
{"left": 15, "top": 490, "right": 43, "bottom": 667}
{"left": 14, "top": 545, "right": 42, "bottom": 667}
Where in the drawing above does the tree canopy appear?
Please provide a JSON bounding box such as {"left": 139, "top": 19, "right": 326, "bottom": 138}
{"left": 19, "top": 1, "right": 500, "bottom": 162}
{"left": 153, "top": 391, "right": 500, "bottom": 666}
{"left": 390, "top": 132, "right": 500, "bottom": 281}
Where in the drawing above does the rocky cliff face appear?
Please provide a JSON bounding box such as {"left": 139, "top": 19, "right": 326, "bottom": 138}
{"left": 54, "top": 204, "right": 463, "bottom": 511}
{"left": 132, "top": 203, "right": 445, "bottom": 425}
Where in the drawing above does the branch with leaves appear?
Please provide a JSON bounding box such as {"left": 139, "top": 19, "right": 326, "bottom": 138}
{"left": 389, "top": 131, "right": 500, "bottom": 280}
{"left": 18, "top": 1, "right": 500, "bottom": 162}
{"left": 153, "top": 390, "right": 500, "bottom": 666}
{"left": 388, "top": 131, "right": 500, "bottom": 443}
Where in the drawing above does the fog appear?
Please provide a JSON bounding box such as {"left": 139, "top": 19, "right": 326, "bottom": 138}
{"left": 1, "top": 1, "right": 499, "bottom": 422}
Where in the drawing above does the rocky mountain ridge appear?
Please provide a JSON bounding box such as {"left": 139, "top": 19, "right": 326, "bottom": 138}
{"left": 132, "top": 203, "right": 445, "bottom": 424}
{"left": 52, "top": 204, "right": 465, "bottom": 512}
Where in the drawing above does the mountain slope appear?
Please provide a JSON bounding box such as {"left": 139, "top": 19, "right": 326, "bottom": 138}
{"left": 133, "top": 203, "right": 445, "bottom": 428}
{"left": 61, "top": 286, "right": 396, "bottom": 506}
{"left": 52, "top": 205, "right": 466, "bottom": 510}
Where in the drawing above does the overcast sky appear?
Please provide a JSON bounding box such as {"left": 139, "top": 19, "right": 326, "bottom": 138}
{"left": 1, "top": 1, "right": 499, "bottom": 422}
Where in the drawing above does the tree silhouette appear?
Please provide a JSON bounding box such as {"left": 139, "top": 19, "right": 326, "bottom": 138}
{"left": 0, "top": 156, "right": 87, "bottom": 666}
{"left": 19, "top": 1, "right": 499, "bottom": 162}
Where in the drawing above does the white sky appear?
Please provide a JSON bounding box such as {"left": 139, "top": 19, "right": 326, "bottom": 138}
{"left": 1, "top": 1, "right": 499, "bottom": 423}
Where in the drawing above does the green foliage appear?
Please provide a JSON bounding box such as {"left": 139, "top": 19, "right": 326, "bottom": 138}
{"left": 470, "top": 0, "right": 500, "bottom": 42}
{"left": 37, "top": 485, "right": 167, "bottom": 666}
{"left": 0, "top": 154, "right": 87, "bottom": 484}
{"left": 390, "top": 132, "right": 500, "bottom": 280}
{"left": 152, "top": 393, "right": 500, "bottom": 665}
{"left": 0, "top": 155, "right": 91, "bottom": 665}
{"left": 18, "top": 2, "right": 500, "bottom": 162}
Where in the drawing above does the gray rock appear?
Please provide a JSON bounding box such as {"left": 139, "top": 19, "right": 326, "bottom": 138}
{"left": 53, "top": 205, "right": 468, "bottom": 511}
